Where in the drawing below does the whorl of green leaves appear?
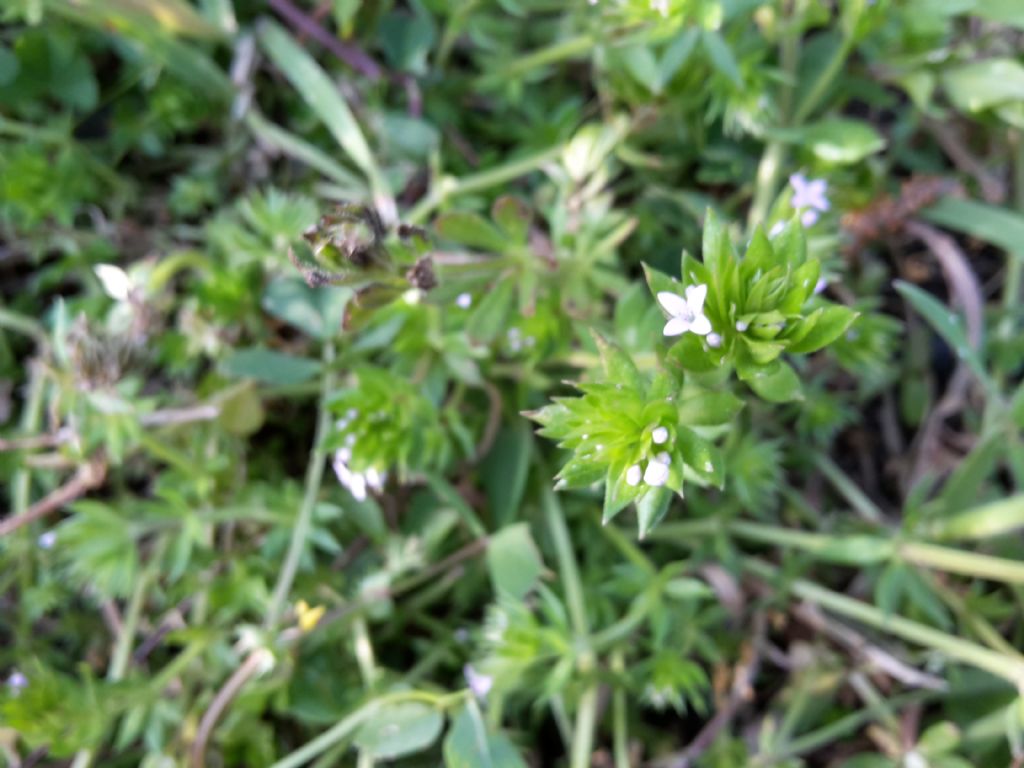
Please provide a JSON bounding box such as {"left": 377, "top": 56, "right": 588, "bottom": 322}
{"left": 528, "top": 333, "right": 742, "bottom": 537}
{"left": 327, "top": 366, "right": 447, "bottom": 476}
{"left": 646, "top": 210, "right": 858, "bottom": 403}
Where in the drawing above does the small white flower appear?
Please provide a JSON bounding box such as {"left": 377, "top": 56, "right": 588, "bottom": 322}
{"left": 643, "top": 458, "right": 670, "bottom": 487}
{"left": 625, "top": 464, "right": 643, "bottom": 486}
{"left": 332, "top": 448, "right": 385, "bottom": 502}
{"left": 735, "top": 320, "right": 749, "bottom": 332}
{"left": 658, "top": 285, "right": 712, "bottom": 337}
{"left": 651, "top": 0, "right": 669, "bottom": 16}
{"left": 706, "top": 332, "right": 722, "bottom": 348}
{"left": 464, "top": 664, "right": 493, "bottom": 699}
{"left": 768, "top": 221, "right": 785, "bottom": 237}
{"left": 94, "top": 264, "right": 133, "bottom": 302}
{"left": 38, "top": 530, "right": 57, "bottom": 550}
{"left": 789, "top": 173, "right": 830, "bottom": 228}
{"left": 455, "top": 292, "right": 473, "bottom": 309}
{"left": 814, "top": 277, "right": 828, "bottom": 294}
{"left": 653, "top": 451, "right": 671, "bottom": 465}
{"left": 903, "top": 751, "right": 927, "bottom": 768}
{"left": 651, "top": 426, "right": 669, "bottom": 445}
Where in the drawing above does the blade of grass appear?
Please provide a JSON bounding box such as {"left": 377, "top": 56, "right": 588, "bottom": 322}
{"left": 258, "top": 21, "right": 391, "bottom": 214}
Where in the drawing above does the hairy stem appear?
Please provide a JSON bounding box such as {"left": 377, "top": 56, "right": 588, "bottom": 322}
{"left": 265, "top": 341, "right": 336, "bottom": 629}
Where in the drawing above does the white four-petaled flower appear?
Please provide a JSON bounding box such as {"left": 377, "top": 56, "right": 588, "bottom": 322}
{"left": 658, "top": 285, "right": 712, "bottom": 337}
{"left": 789, "top": 173, "right": 830, "bottom": 227}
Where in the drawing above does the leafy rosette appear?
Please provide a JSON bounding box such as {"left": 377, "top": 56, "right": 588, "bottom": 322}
{"left": 645, "top": 210, "right": 858, "bottom": 402}
{"left": 528, "top": 334, "right": 742, "bottom": 537}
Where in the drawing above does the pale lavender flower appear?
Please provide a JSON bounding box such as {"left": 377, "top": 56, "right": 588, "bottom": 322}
{"left": 814, "top": 277, "right": 828, "bottom": 295}
{"left": 6, "top": 670, "right": 27, "bottom": 694}
{"left": 769, "top": 221, "right": 786, "bottom": 237}
{"left": 658, "top": 285, "right": 712, "bottom": 337}
{"left": 455, "top": 292, "right": 472, "bottom": 309}
{"left": 651, "top": 0, "right": 669, "bottom": 16}
{"left": 38, "top": 530, "right": 57, "bottom": 550}
{"left": 651, "top": 426, "right": 669, "bottom": 445}
{"left": 706, "top": 332, "right": 723, "bottom": 348}
{"left": 464, "top": 664, "right": 493, "bottom": 699}
{"left": 789, "top": 173, "right": 830, "bottom": 227}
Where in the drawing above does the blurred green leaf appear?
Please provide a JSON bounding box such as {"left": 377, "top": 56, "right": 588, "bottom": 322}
{"left": 487, "top": 523, "right": 543, "bottom": 600}
{"left": 221, "top": 347, "right": 322, "bottom": 386}
{"left": 353, "top": 701, "right": 444, "bottom": 759}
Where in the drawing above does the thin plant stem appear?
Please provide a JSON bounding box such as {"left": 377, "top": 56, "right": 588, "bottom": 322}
{"left": 746, "top": 559, "right": 1024, "bottom": 688}
{"left": 612, "top": 650, "right": 630, "bottom": 768}
{"left": 265, "top": 341, "right": 336, "bottom": 629}
{"left": 406, "top": 144, "right": 564, "bottom": 224}
{"left": 269, "top": 691, "right": 453, "bottom": 768}
{"left": 571, "top": 684, "right": 600, "bottom": 768}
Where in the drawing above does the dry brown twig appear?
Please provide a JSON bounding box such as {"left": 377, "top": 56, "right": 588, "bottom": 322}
{"left": 0, "top": 454, "right": 107, "bottom": 537}
{"left": 902, "top": 220, "right": 985, "bottom": 490}
{"left": 190, "top": 648, "right": 273, "bottom": 768}
{"left": 658, "top": 612, "right": 768, "bottom": 768}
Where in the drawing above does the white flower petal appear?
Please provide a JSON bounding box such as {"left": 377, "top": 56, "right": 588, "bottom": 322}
{"left": 651, "top": 427, "right": 669, "bottom": 445}
{"left": 689, "top": 314, "right": 712, "bottom": 336}
{"left": 625, "top": 464, "right": 642, "bottom": 486}
{"left": 801, "top": 209, "right": 819, "bottom": 227}
{"left": 657, "top": 291, "right": 689, "bottom": 317}
{"left": 706, "top": 332, "right": 722, "bottom": 348}
{"left": 663, "top": 317, "right": 690, "bottom": 336}
{"left": 347, "top": 473, "right": 367, "bottom": 501}
{"left": 643, "top": 459, "right": 670, "bottom": 486}
{"left": 94, "top": 264, "right": 132, "bottom": 302}
{"left": 684, "top": 283, "right": 708, "bottom": 312}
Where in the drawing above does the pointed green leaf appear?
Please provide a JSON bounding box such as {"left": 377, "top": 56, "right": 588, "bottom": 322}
{"left": 487, "top": 524, "right": 543, "bottom": 600}
{"left": 787, "top": 305, "right": 858, "bottom": 354}
{"left": 353, "top": 701, "right": 444, "bottom": 759}
{"left": 676, "top": 427, "right": 724, "bottom": 488}
{"left": 435, "top": 211, "right": 508, "bottom": 252}
{"left": 444, "top": 704, "right": 527, "bottom": 768}
{"left": 739, "top": 358, "right": 803, "bottom": 403}
{"left": 637, "top": 485, "right": 673, "bottom": 539}
{"left": 674, "top": 390, "right": 744, "bottom": 426}
{"left": 592, "top": 331, "right": 643, "bottom": 390}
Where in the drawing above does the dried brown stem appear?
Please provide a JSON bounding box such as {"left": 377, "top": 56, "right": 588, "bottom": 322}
{"left": 0, "top": 454, "right": 107, "bottom": 537}
{"left": 660, "top": 613, "right": 767, "bottom": 768}
{"left": 190, "top": 648, "right": 272, "bottom": 768}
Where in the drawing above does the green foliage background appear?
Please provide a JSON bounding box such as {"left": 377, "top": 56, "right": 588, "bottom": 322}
{"left": 3, "top": 0, "right": 1024, "bottom": 766}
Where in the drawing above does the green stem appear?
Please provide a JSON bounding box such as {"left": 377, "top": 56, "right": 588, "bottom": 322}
{"left": 753, "top": 691, "right": 936, "bottom": 765}
{"left": 571, "top": 684, "right": 599, "bottom": 768}
{"left": 541, "top": 485, "right": 589, "bottom": 637}
{"left": 269, "top": 691, "right": 452, "bottom": 768}
{"left": 406, "top": 144, "right": 564, "bottom": 224}
{"left": 900, "top": 540, "right": 1024, "bottom": 585}
{"left": 540, "top": 483, "right": 598, "bottom": 768}
{"left": 265, "top": 341, "right": 336, "bottom": 629}
{"left": 108, "top": 564, "right": 153, "bottom": 681}
{"left": 611, "top": 651, "right": 629, "bottom": 768}
{"left": 746, "top": 559, "right": 1024, "bottom": 688}
{"left": 791, "top": 35, "right": 854, "bottom": 125}
{"left": 813, "top": 454, "right": 884, "bottom": 523}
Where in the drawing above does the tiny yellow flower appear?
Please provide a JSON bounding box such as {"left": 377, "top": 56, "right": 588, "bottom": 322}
{"left": 296, "top": 600, "right": 326, "bottom": 633}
